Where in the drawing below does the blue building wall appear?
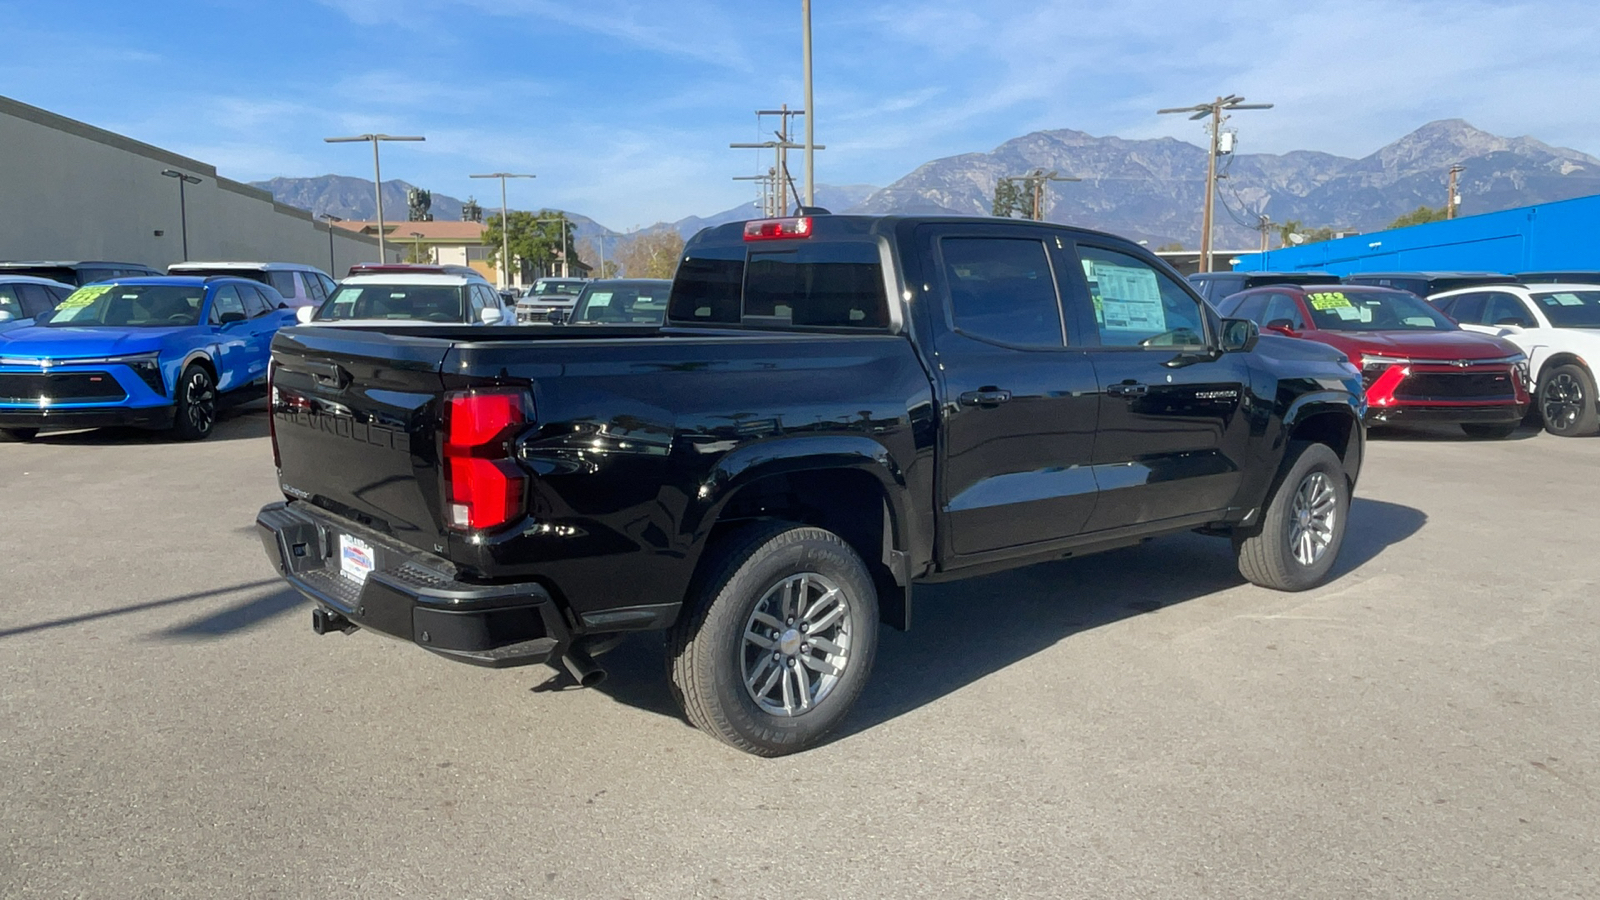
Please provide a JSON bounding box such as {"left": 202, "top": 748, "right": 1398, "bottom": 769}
{"left": 1232, "top": 193, "right": 1600, "bottom": 274}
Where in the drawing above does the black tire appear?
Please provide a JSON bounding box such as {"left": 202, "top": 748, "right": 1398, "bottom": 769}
{"left": 171, "top": 364, "right": 217, "bottom": 441}
{"left": 666, "top": 521, "right": 879, "bottom": 757}
{"left": 1, "top": 427, "right": 38, "bottom": 442}
{"left": 1234, "top": 443, "right": 1349, "bottom": 592}
{"left": 1460, "top": 422, "right": 1519, "bottom": 440}
{"left": 1538, "top": 363, "right": 1599, "bottom": 437}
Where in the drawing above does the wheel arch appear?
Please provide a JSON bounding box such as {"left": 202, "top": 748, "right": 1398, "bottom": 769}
{"left": 1281, "top": 395, "right": 1363, "bottom": 489}
{"left": 689, "top": 436, "right": 914, "bottom": 631}
{"left": 1536, "top": 351, "right": 1592, "bottom": 384}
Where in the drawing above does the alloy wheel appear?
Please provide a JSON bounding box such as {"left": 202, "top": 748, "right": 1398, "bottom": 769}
{"left": 1288, "top": 471, "right": 1337, "bottom": 567}
{"left": 1542, "top": 373, "right": 1584, "bottom": 432}
{"left": 186, "top": 370, "right": 216, "bottom": 434}
{"left": 740, "top": 572, "right": 852, "bottom": 717}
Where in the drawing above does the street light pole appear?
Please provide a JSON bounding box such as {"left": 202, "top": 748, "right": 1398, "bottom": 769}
{"left": 1157, "top": 95, "right": 1272, "bottom": 273}
{"left": 320, "top": 213, "right": 343, "bottom": 274}
{"left": 470, "top": 173, "right": 536, "bottom": 290}
{"left": 324, "top": 134, "right": 426, "bottom": 260}
{"left": 533, "top": 216, "right": 571, "bottom": 278}
{"left": 409, "top": 231, "right": 425, "bottom": 263}
{"left": 160, "top": 169, "right": 202, "bottom": 261}
{"left": 801, "top": 0, "right": 815, "bottom": 207}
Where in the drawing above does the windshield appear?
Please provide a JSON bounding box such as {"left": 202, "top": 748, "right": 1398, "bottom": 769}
{"left": 572, "top": 283, "right": 669, "bottom": 325}
{"left": 1304, "top": 288, "right": 1455, "bottom": 332}
{"left": 530, "top": 280, "right": 584, "bottom": 297}
{"left": 317, "top": 284, "right": 466, "bottom": 322}
{"left": 1530, "top": 290, "right": 1600, "bottom": 328}
{"left": 37, "top": 284, "right": 204, "bottom": 327}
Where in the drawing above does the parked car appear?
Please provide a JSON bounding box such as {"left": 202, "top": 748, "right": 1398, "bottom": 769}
{"left": 0, "top": 275, "right": 74, "bottom": 333}
{"left": 563, "top": 279, "right": 671, "bottom": 326}
{"left": 1514, "top": 271, "right": 1600, "bottom": 285}
{"left": 1187, "top": 271, "right": 1341, "bottom": 307}
{"left": 297, "top": 273, "right": 515, "bottom": 326}
{"left": 258, "top": 213, "right": 1367, "bottom": 756}
{"left": 1342, "top": 272, "right": 1517, "bottom": 298}
{"left": 345, "top": 262, "right": 490, "bottom": 283}
{"left": 1429, "top": 283, "right": 1600, "bottom": 436}
{"left": 168, "top": 262, "right": 336, "bottom": 309}
{"left": 516, "top": 277, "right": 591, "bottom": 323}
{"left": 0, "top": 260, "right": 161, "bottom": 286}
{"left": 1217, "top": 284, "right": 1529, "bottom": 437}
{"left": 0, "top": 276, "right": 295, "bottom": 441}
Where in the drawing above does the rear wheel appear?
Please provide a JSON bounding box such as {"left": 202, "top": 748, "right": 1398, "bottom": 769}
{"left": 1235, "top": 443, "right": 1349, "bottom": 592}
{"left": 1538, "top": 364, "right": 1599, "bottom": 437}
{"left": 666, "top": 521, "right": 878, "bottom": 757}
{"left": 1460, "top": 422, "right": 1519, "bottom": 439}
{"left": 171, "top": 365, "right": 217, "bottom": 441}
{"left": 1, "top": 427, "right": 38, "bottom": 442}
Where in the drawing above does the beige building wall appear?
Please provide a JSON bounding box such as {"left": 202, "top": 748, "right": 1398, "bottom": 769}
{"left": 0, "top": 94, "right": 398, "bottom": 274}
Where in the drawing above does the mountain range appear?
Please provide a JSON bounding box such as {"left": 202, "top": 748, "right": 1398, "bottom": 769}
{"left": 252, "top": 119, "right": 1600, "bottom": 253}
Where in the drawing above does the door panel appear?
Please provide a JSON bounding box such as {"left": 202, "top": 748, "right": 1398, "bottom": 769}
{"left": 922, "top": 226, "right": 1101, "bottom": 558}
{"left": 1065, "top": 242, "right": 1251, "bottom": 531}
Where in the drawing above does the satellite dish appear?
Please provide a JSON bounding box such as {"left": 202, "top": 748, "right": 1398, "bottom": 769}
{"left": 1288, "top": 233, "right": 1306, "bottom": 245}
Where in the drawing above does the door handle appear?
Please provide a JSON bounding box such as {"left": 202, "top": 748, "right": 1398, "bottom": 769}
{"left": 958, "top": 389, "right": 1012, "bottom": 407}
{"left": 1106, "top": 381, "right": 1148, "bottom": 398}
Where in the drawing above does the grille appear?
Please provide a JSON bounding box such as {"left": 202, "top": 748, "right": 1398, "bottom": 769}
{"left": 1395, "top": 370, "right": 1516, "bottom": 402}
{"left": 0, "top": 371, "right": 127, "bottom": 404}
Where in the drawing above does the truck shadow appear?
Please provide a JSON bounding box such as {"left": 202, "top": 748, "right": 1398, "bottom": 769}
{"left": 582, "top": 497, "right": 1427, "bottom": 735}
{"left": 21, "top": 402, "right": 269, "bottom": 445}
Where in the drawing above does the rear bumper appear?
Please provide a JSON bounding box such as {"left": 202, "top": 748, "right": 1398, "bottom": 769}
{"left": 0, "top": 404, "right": 174, "bottom": 430}
{"left": 255, "top": 501, "right": 570, "bottom": 668}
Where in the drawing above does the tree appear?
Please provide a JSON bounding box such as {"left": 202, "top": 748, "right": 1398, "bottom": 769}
{"left": 1388, "top": 205, "right": 1447, "bottom": 230}
{"left": 577, "top": 237, "right": 621, "bottom": 278}
{"left": 482, "top": 209, "right": 583, "bottom": 279}
{"left": 992, "top": 178, "right": 1029, "bottom": 218}
{"left": 1155, "top": 242, "right": 1184, "bottom": 252}
{"left": 402, "top": 240, "right": 432, "bottom": 264}
{"left": 616, "top": 229, "right": 685, "bottom": 279}
{"left": 1276, "top": 219, "right": 1303, "bottom": 247}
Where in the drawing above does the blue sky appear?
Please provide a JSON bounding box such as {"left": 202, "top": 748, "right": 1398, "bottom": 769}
{"left": 3, "top": 0, "right": 1598, "bottom": 230}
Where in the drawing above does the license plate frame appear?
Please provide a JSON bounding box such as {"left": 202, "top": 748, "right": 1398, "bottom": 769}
{"left": 339, "top": 534, "right": 375, "bottom": 583}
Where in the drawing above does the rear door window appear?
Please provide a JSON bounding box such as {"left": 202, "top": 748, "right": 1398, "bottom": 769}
{"left": 1484, "top": 292, "right": 1536, "bottom": 327}
{"left": 1445, "top": 292, "right": 1489, "bottom": 324}
{"left": 1227, "top": 292, "right": 1268, "bottom": 322}
{"left": 0, "top": 285, "right": 23, "bottom": 320}
{"left": 16, "top": 284, "right": 57, "bottom": 318}
{"left": 239, "top": 285, "right": 273, "bottom": 318}
{"left": 939, "top": 237, "right": 1064, "bottom": 347}
{"left": 266, "top": 271, "right": 298, "bottom": 297}
{"left": 211, "top": 286, "right": 247, "bottom": 323}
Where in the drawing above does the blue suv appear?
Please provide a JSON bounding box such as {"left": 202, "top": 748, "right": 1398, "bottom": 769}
{"left": 0, "top": 276, "right": 295, "bottom": 440}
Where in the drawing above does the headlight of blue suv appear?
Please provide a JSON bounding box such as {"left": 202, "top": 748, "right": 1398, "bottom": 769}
{"left": 67, "top": 353, "right": 166, "bottom": 396}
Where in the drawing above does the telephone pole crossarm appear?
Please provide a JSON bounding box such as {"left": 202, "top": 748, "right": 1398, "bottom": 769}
{"left": 1157, "top": 96, "right": 1273, "bottom": 272}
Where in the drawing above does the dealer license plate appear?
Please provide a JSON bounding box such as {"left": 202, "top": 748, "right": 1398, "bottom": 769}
{"left": 339, "top": 534, "right": 374, "bottom": 583}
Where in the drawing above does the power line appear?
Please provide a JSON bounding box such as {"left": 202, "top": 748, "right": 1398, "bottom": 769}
{"left": 1156, "top": 94, "right": 1272, "bottom": 272}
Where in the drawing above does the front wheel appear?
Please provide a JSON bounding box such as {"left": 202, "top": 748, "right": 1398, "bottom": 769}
{"left": 1460, "top": 422, "right": 1519, "bottom": 440}
{"left": 666, "top": 521, "right": 879, "bottom": 757}
{"left": 171, "top": 364, "right": 217, "bottom": 441}
{"left": 1235, "top": 443, "right": 1349, "bottom": 591}
{"left": 1538, "top": 364, "right": 1599, "bottom": 437}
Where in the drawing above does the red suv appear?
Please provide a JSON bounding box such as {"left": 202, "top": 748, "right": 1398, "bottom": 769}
{"left": 1218, "top": 285, "right": 1530, "bottom": 438}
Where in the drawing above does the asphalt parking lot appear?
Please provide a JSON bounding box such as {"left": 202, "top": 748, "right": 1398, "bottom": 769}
{"left": 1, "top": 408, "right": 1596, "bottom": 899}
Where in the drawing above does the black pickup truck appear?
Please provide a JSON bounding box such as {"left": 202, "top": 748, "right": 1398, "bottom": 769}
{"left": 257, "top": 215, "right": 1366, "bottom": 755}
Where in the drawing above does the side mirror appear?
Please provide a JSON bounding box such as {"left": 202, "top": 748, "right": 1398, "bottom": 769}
{"left": 295, "top": 306, "right": 317, "bottom": 325}
{"left": 1263, "top": 318, "right": 1298, "bottom": 336}
{"left": 478, "top": 306, "right": 502, "bottom": 325}
{"left": 219, "top": 311, "right": 247, "bottom": 325}
{"left": 0, "top": 310, "right": 13, "bottom": 323}
{"left": 1493, "top": 318, "right": 1525, "bottom": 332}
{"left": 547, "top": 308, "right": 567, "bottom": 325}
{"left": 1220, "top": 317, "right": 1259, "bottom": 353}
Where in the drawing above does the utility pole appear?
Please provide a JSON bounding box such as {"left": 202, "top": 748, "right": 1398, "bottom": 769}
{"left": 1257, "top": 214, "right": 1272, "bottom": 253}
{"left": 1158, "top": 95, "right": 1272, "bottom": 273}
{"left": 320, "top": 213, "right": 343, "bottom": 274}
{"left": 801, "top": 0, "right": 815, "bottom": 206}
{"left": 1447, "top": 164, "right": 1464, "bottom": 219}
{"left": 323, "top": 133, "right": 426, "bottom": 260}
{"left": 534, "top": 216, "right": 570, "bottom": 278}
{"left": 731, "top": 106, "right": 825, "bottom": 215}
{"left": 470, "top": 172, "right": 536, "bottom": 290}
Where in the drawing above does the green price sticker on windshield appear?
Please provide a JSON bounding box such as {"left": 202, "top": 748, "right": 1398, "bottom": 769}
{"left": 1308, "top": 291, "right": 1352, "bottom": 310}
{"left": 58, "top": 285, "right": 113, "bottom": 309}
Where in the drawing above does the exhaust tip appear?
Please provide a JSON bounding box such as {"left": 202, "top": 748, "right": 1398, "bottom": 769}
{"left": 561, "top": 646, "right": 607, "bottom": 688}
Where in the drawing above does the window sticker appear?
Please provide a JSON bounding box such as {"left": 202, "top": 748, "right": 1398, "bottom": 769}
{"left": 587, "top": 291, "right": 613, "bottom": 308}
{"left": 57, "top": 285, "right": 112, "bottom": 309}
{"left": 1308, "top": 291, "right": 1352, "bottom": 310}
{"left": 1083, "top": 260, "right": 1165, "bottom": 333}
{"left": 1331, "top": 305, "right": 1368, "bottom": 322}
{"left": 1547, "top": 292, "right": 1586, "bottom": 307}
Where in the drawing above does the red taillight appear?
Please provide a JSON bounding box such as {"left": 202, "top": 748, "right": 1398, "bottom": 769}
{"left": 743, "top": 217, "right": 812, "bottom": 241}
{"left": 442, "top": 388, "right": 529, "bottom": 532}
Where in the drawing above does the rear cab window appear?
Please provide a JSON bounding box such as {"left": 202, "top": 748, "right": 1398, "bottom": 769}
{"left": 669, "top": 233, "right": 889, "bottom": 331}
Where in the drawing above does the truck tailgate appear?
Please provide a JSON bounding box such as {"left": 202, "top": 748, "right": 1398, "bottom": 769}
{"left": 269, "top": 327, "right": 452, "bottom": 554}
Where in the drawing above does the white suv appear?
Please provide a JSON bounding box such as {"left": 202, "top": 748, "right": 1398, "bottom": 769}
{"left": 169, "top": 262, "right": 337, "bottom": 309}
{"left": 1430, "top": 283, "right": 1600, "bottom": 436}
{"left": 297, "top": 273, "right": 516, "bottom": 327}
